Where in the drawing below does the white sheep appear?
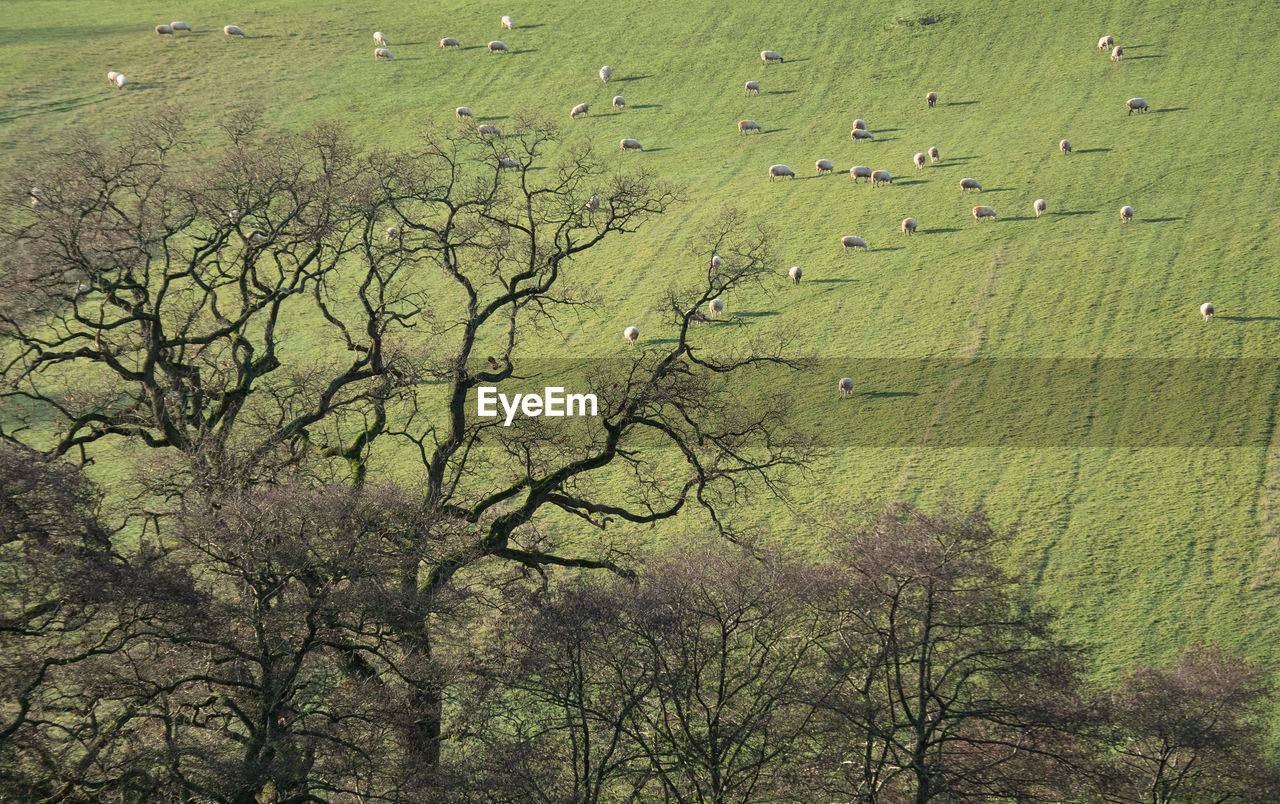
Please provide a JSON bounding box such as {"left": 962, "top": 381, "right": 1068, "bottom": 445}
{"left": 498, "top": 157, "right": 520, "bottom": 169}
{"left": 738, "top": 119, "right": 761, "bottom": 134}
{"left": 488, "top": 40, "right": 508, "bottom": 53}
{"left": 711, "top": 255, "right": 723, "bottom": 268}
{"left": 761, "top": 50, "right": 783, "bottom": 64}
{"left": 1126, "top": 97, "right": 1148, "bottom": 115}
{"left": 478, "top": 124, "right": 501, "bottom": 136}
{"left": 972, "top": 205, "right": 997, "bottom": 222}
{"left": 709, "top": 298, "right": 725, "bottom": 319}
{"left": 1034, "top": 198, "right": 1047, "bottom": 217}
{"left": 768, "top": 164, "right": 794, "bottom": 181}
{"left": 852, "top": 129, "right": 874, "bottom": 143}
{"left": 902, "top": 217, "right": 917, "bottom": 234}
{"left": 374, "top": 47, "right": 394, "bottom": 60}
{"left": 850, "top": 165, "right": 872, "bottom": 182}
{"left": 745, "top": 80, "right": 760, "bottom": 95}
{"left": 926, "top": 91, "right": 938, "bottom": 107}
{"left": 913, "top": 152, "right": 926, "bottom": 170}
{"left": 29, "top": 187, "right": 46, "bottom": 210}
{"left": 440, "top": 37, "right": 460, "bottom": 48}
{"left": 224, "top": 25, "right": 245, "bottom": 37}
{"left": 620, "top": 138, "right": 643, "bottom": 152}
{"left": 599, "top": 65, "right": 612, "bottom": 82}
{"left": 838, "top": 377, "right": 854, "bottom": 398}
{"left": 571, "top": 102, "right": 589, "bottom": 119}
{"left": 374, "top": 31, "right": 388, "bottom": 47}
{"left": 788, "top": 265, "right": 802, "bottom": 284}
{"left": 1201, "top": 302, "right": 1215, "bottom": 321}
{"left": 171, "top": 21, "right": 190, "bottom": 31}
{"left": 1111, "top": 45, "right": 1123, "bottom": 61}
{"left": 1060, "top": 139, "right": 1072, "bottom": 153}
{"left": 928, "top": 145, "right": 940, "bottom": 163}
{"left": 1098, "top": 35, "right": 1113, "bottom": 51}
{"left": 584, "top": 195, "right": 600, "bottom": 212}
{"left": 1120, "top": 205, "right": 1134, "bottom": 223}
{"left": 871, "top": 169, "right": 892, "bottom": 187}
{"left": 959, "top": 177, "right": 982, "bottom": 193}
{"left": 841, "top": 235, "right": 867, "bottom": 251}
{"left": 155, "top": 24, "right": 174, "bottom": 36}
{"left": 456, "top": 106, "right": 473, "bottom": 120}
{"left": 228, "top": 209, "right": 242, "bottom": 223}
{"left": 107, "top": 70, "right": 119, "bottom": 84}
{"left": 248, "top": 231, "right": 268, "bottom": 244}
{"left": 114, "top": 73, "right": 128, "bottom": 89}
{"left": 385, "top": 226, "right": 399, "bottom": 240}
{"left": 612, "top": 95, "right": 625, "bottom": 110}
{"left": 853, "top": 119, "right": 866, "bottom": 130}
{"left": 815, "top": 158, "right": 834, "bottom": 175}
{"left": 624, "top": 326, "right": 639, "bottom": 345}
{"left": 501, "top": 15, "right": 514, "bottom": 29}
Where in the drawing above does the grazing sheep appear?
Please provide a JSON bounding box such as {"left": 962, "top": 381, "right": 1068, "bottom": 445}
{"left": 114, "top": 73, "right": 128, "bottom": 89}
{"left": 107, "top": 70, "right": 119, "bottom": 83}
{"left": 745, "top": 80, "right": 760, "bottom": 95}
{"left": 224, "top": 25, "right": 245, "bottom": 37}
{"left": 761, "top": 50, "right": 783, "bottom": 64}
{"left": 902, "top": 217, "right": 917, "bottom": 234}
{"left": 228, "top": 209, "right": 241, "bottom": 223}
{"left": 871, "top": 169, "right": 892, "bottom": 187}
{"left": 913, "top": 152, "right": 926, "bottom": 170}
{"left": 686, "top": 308, "right": 710, "bottom": 323}
{"left": 29, "top": 187, "right": 46, "bottom": 210}
{"left": 488, "top": 40, "right": 508, "bottom": 53}
{"left": 571, "top": 102, "right": 590, "bottom": 119}
{"left": 1111, "top": 45, "right": 1123, "bottom": 61}
{"left": 374, "top": 47, "right": 394, "bottom": 60}
{"left": 156, "top": 24, "right": 174, "bottom": 36}
{"left": 1120, "top": 205, "right": 1134, "bottom": 223}
{"left": 600, "top": 65, "right": 612, "bottom": 82}
{"left": 478, "top": 124, "right": 501, "bottom": 136}
{"left": 853, "top": 119, "right": 867, "bottom": 130}
{"left": 1060, "top": 139, "right": 1072, "bottom": 153}
{"left": 385, "top": 226, "right": 399, "bottom": 240}
{"left": 624, "top": 326, "right": 639, "bottom": 345}
{"left": 620, "top": 138, "right": 643, "bottom": 152}
{"left": 1200, "top": 302, "right": 1215, "bottom": 321}
{"left": 374, "top": 31, "right": 388, "bottom": 47}
{"left": 926, "top": 91, "right": 938, "bottom": 107}
{"left": 501, "top": 15, "right": 513, "bottom": 29}
{"left": 498, "top": 157, "right": 520, "bottom": 169}
{"left": 248, "top": 231, "right": 268, "bottom": 244}
{"left": 456, "top": 106, "right": 473, "bottom": 120}
{"left": 959, "top": 177, "right": 982, "bottom": 193}
{"left": 972, "top": 205, "right": 997, "bottom": 222}
{"left": 441, "top": 37, "right": 460, "bottom": 48}
{"left": 738, "top": 119, "right": 761, "bottom": 134}
{"left": 584, "top": 195, "right": 600, "bottom": 211}
{"left": 612, "top": 95, "right": 625, "bottom": 110}
{"left": 709, "top": 298, "right": 725, "bottom": 319}
{"left": 850, "top": 165, "right": 872, "bottom": 182}
{"left": 768, "top": 164, "right": 795, "bottom": 181}
{"left": 789, "top": 265, "right": 802, "bottom": 284}
{"left": 1126, "top": 97, "right": 1148, "bottom": 115}
{"left": 838, "top": 377, "right": 854, "bottom": 398}
{"left": 1034, "top": 198, "right": 1047, "bottom": 217}
{"left": 841, "top": 235, "right": 868, "bottom": 251}
{"left": 1098, "top": 35, "right": 1113, "bottom": 51}
{"left": 711, "top": 255, "right": 723, "bottom": 268}
{"left": 852, "top": 129, "right": 875, "bottom": 143}
{"left": 171, "top": 21, "right": 190, "bottom": 31}
{"left": 816, "top": 158, "right": 834, "bottom": 175}
{"left": 928, "top": 145, "right": 939, "bottom": 163}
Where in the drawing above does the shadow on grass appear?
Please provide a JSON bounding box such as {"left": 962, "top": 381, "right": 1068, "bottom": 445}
{"left": 640, "top": 147, "right": 672, "bottom": 153}
{"left": 919, "top": 227, "right": 960, "bottom": 234}
{"left": 894, "top": 179, "right": 926, "bottom": 186}
{"left": 1001, "top": 216, "right": 1036, "bottom": 222}
{"left": 518, "top": 23, "right": 546, "bottom": 29}
{"left": 614, "top": 74, "right": 652, "bottom": 82}
{"left": 511, "top": 49, "right": 538, "bottom": 55}
{"left": 735, "top": 311, "right": 779, "bottom": 318}
{"left": 940, "top": 155, "right": 978, "bottom": 162}
{"left": 1128, "top": 54, "right": 1164, "bottom": 60}
{"left": 630, "top": 104, "right": 661, "bottom": 109}
{"left": 945, "top": 100, "right": 979, "bottom": 106}
{"left": 761, "top": 128, "right": 787, "bottom": 134}
{"left": 481, "top": 115, "right": 509, "bottom": 121}
{"left": 1054, "top": 210, "right": 1098, "bottom": 216}
{"left": 1076, "top": 147, "right": 1112, "bottom": 153}
{"left": 780, "top": 57, "right": 810, "bottom": 63}
{"left": 866, "top": 390, "right": 921, "bottom": 398}
{"left": 876, "top": 128, "right": 903, "bottom": 133}
{"left": 810, "top": 278, "right": 855, "bottom": 283}
{"left": 981, "top": 188, "right": 1015, "bottom": 193}
{"left": 1152, "top": 107, "right": 1188, "bottom": 113}
{"left": 1142, "top": 216, "right": 1183, "bottom": 223}
{"left": 1217, "top": 316, "right": 1280, "bottom": 323}
{"left": 873, "top": 246, "right": 904, "bottom": 252}
{"left": 767, "top": 89, "right": 797, "bottom": 95}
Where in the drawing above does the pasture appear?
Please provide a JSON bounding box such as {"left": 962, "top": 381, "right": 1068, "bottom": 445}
{"left": 3, "top": 0, "right": 1280, "bottom": 676}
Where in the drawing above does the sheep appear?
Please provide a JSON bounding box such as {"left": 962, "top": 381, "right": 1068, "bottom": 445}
{"left": 478, "top": 124, "right": 501, "bottom": 136}
{"left": 1034, "top": 198, "right": 1047, "bottom": 217}
{"left": 620, "top": 138, "right": 643, "bottom": 152}
{"left": 871, "top": 169, "right": 892, "bottom": 187}
{"left": 686, "top": 308, "right": 710, "bottom": 323}
{"left": 788, "top": 265, "right": 802, "bottom": 284}
{"left": 224, "top": 25, "right": 245, "bottom": 37}
{"left": 850, "top": 165, "right": 872, "bottom": 182}
{"left": 114, "top": 73, "right": 128, "bottom": 89}
{"left": 1120, "top": 205, "right": 1134, "bottom": 223}
{"left": 902, "top": 217, "right": 917, "bottom": 234}
{"left": 711, "top": 255, "right": 723, "bottom": 268}
{"left": 926, "top": 91, "right": 938, "bottom": 107}
{"left": 501, "top": 15, "right": 514, "bottom": 29}
{"left": 584, "top": 195, "right": 600, "bottom": 211}
{"left": 928, "top": 145, "right": 940, "bottom": 163}
{"left": 709, "top": 298, "right": 725, "bottom": 319}
{"left": 972, "top": 205, "right": 997, "bottom": 222}
{"left": 156, "top": 24, "right": 174, "bottom": 36}
{"left": 816, "top": 158, "right": 834, "bottom": 175}
{"left": 761, "top": 50, "right": 783, "bottom": 64}
{"left": 1111, "top": 45, "right": 1123, "bottom": 61}
{"left": 768, "top": 164, "right": 795, "bottom": 181}
{"left": 738, "top": 119, "right": 761, "bottom": 134}
{"left": 838, "top": 377, "right": 854, "bottom": 398}
{"left": 1126, "top": 97, "right": 1148, "bottom": 115}
{"left": 171, "top": 21, "right": 190, "bottom": 31}
{"left": 385, "top": 226, "right": 399, "bottom": 240}
{"left": 745, "top": 80, "right": 760, "bottom": 95}
{"left": 248, "top": 230, "right": 268, "bottom": 244}
{"left": 959, "top": 177, "right": 982, "bottom": 193}
{"left": 612, "top": 95, "right": 626, "bottom": 110}
{"left": 1060, "top": 139, "right": 1072, "bottom": 153}
{"left": 853, "top": 119, "right": 867, "bottom": 130}
{"left": 571, "top": 102, "right": 590, "bottom": 119}
{"left": 841, "top": 235, "right": 868, "bottom": 251}
{"left": 456, "top": 106, "right": 473, "bottom": 120}
{"left": 852, "top": 129, "right": 875, "bottom": 143}
{"left": 498, "top": 157, "right": 520, "bottom": 169}
{"left": 1201, "top": 302, "right": 1215, "bottom": 321}
{"left": 374, "top": 47, "right": 394, "bottom": 60}
{"left": 374, "top": 31, "right": 388, "bottom": 47}
{"left": 488, "top": 40, "right": 508, "bottom": 53}
{"left": 913, "top": 152, "right": 926, "bottom": 170}
{"left": 624, "top": 326, "right": 639, "bottom": 345}
{"left": 107, "top": 70, "right": 119, "bottom": 83}
{"left": 599, "top": 65, "right": 612, "bottom": 82}
{"left": 1098, "top": 35, "right": 1113, "bottom": 51}
{"left": 441, "top": 36, "right": 461, "bottom": 48}
{"left": 29, "top": 187, "right": 46, "bottom": 210}
{"left": 228, "top": 209, "right": 242, "bottom": 223}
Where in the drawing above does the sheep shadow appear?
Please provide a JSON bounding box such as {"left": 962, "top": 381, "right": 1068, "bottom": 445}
{"left": 875, "top": 128, "right": 904, "bottom": 133}
{"left": 481, "top": 115, "right": 510, "bottom": 121}
{"left": 894, "top": 179, "right": 926, "bottom": 186}
{"left": 865, "top": 390, "right": 920, "bottom": 398}
{"left": 767, "top": 89, "right": 797, "bottom": 95}
{"left": 1001, "top": 216, "right": 1036, "bottom": 222}
{"left": 613, "top": 75, "right": 652, "bottom": 82}
{"left": 735, "top": 311, "right": 778, "bottom": 318}
{"left": 944, "top": 100, "right": 979, "bottom": 106}
{"left": 1152, "top": 107, "right": 1188, "bottom": 113}
{"left": 1217, "top": 315, "right": 1280, "bottom": 322}
{"left": 1076, "top": 147, "right": 1112, "bottom": 153}
{"left": 919, "top": 227, "right": 960, "bottom": 234}
{"left": 781, "top": 57, "right": 811, "bottom": 63}
{"left": 761, "top": 128, "right": 787, "bottom": 134}
{"left": 511, "top": 49, "right": 539, "bottom": 55}
{"left": 873, "top": 246, "right": 904, "bottom": 252}
{"left": 981, "top": 188, "right": 1015, "bottom": 193}
{"left": 1142, "top": 216, "right": 1183, "bottom": 223}
{"left": 640, "top": 147, "right": 672, "bottom": 153}
{"left": 630, "top": 104, "right": 662, "bottom": 109}
{"left": 810, "top": 278, "right": 855, "bottom": 284}
{"left": 1127, "top": 54, "right": 1164, "bottom": 60}
{"left": 518, "top": 23, "right": 546, "bottom": 29}
{"left": 1054, "top": 210, "right": 1098, "bottom": 216}
{"left": 939, "top": 155, "right": 978, "bottom": 163}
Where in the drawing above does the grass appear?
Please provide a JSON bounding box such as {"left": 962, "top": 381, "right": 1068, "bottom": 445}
{"left": 4, "top": 0, "right": 1280, "bottom": 677}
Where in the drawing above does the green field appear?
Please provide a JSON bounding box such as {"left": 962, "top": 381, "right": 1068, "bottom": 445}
{"left": 4, "top": 0, "right": 1280, "bottom": 676}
